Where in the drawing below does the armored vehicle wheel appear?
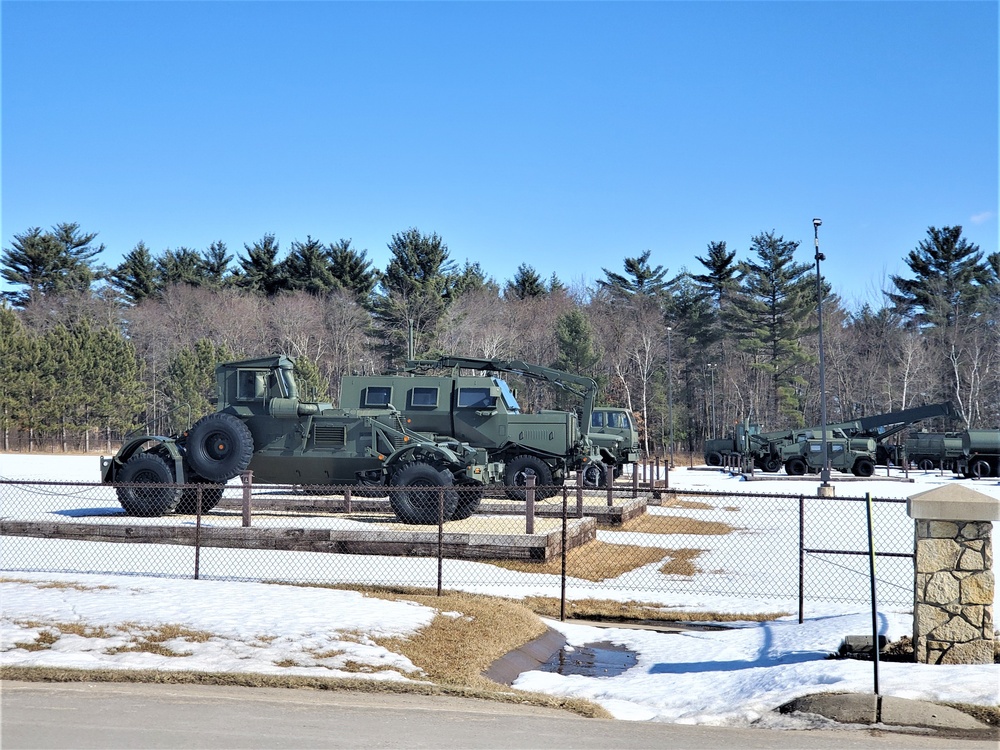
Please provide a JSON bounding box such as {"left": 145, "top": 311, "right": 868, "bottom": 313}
{"left": 452, "top": 485, "right": 484, "bottom": 521}
{"left": 186, "top": 413, "right": 254, "bottom": 483}
{"left": 176, "top": 477, "right": 225, "bottom": 514}
{"left": 852, "top": 457, "right": 875, "bottom": 477}
{"left": 705, "top": 451, "right": 723, "bottom": 467}
{"left": 918, "top": 458, "right": 935, "bottom": 471}
{"left": 970, "top": 459, "right": 992, "bottom": 479}
{"left": 612, "top": 463, "right": 624, "bottom": 479}
{"left": 762, "top": 456, "right": 783, "bottom": 473}
{"left": 389, "top": 462, "right": 459, "bottom": 524}
{"left": 785, "top": 457, "right": 807, "bottom": 476}
{"left": 503, "top": 454, "right": 555, "bottom": 501}
{"left": 582, "top": 461, "right": 608, "bottom": 488}
{"left": 117, "top": 452, "right": 183, "bottom": 517}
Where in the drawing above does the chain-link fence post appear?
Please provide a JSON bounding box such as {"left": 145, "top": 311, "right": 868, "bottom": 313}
{"left": 241, "top": 471, "right": 253, "bottom": 527}
{"left": 525, "top": 475, "right": 535, "bottom": 534}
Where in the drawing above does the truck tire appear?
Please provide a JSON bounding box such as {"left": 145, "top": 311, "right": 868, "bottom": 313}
{"left": 762, "top": 456, "right": 782, "bottom": 473}
{"left": 582, "top": 461, "right": 608, "bottom": 489}
{"left": 785, "top": 457, "right": 806, "bottom": 476}
{"left": 117, "top": 452, "right": 183, "bottom": 517}
{"left": 451, "top": 485, "right": 483, "bottom": 521}
{"left": 176, "top": 477, "right": 225, "bottom": 515}
{"left": 852, "top": 457, "right": 875, "bottom": 477}
{"left": 705, "top": 451, "right": 723, "bottom": 467}
{"left": 918, "top": 458, "right": 935, "bottom": 472}
{"left": 503, "top": 454, "right": 555, "bottom": 501}
{"left": 970, "top": 459, "right": 993, "bottom": 479}
{"left": 389, "top": 462, "right": 459, "bottom": 524}
{"left": 186, "top": 413, "right": 254, "bottom": 483}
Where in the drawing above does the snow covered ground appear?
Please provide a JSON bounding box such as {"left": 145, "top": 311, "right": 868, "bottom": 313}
{"left": 1, "top": 454, "right": 998, "bottom": 727}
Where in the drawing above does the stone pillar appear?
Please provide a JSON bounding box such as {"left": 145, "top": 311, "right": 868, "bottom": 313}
{"left": 907, "top": 485, "right": 997, "bottom": 664}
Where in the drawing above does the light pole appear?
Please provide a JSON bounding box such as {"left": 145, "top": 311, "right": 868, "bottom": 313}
{"left": 706, "top": 363, "right": 717, "bottom": 440}
{"left": 667, "top": 326, "right": 674, "bottom": 469}
{"left": 814, "top": 218, "right": 831, "bottom": 486}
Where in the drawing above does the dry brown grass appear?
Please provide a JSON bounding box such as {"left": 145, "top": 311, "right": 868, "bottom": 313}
{"left": 521, "top": 596, "right": 789, "bottom": 623}
{"left": 1, "top": 576, "right": 115, "bottom": 592}
{"left": 482, "top": 540, "right": 677, "bottom": 580}
{"left": 103, "top": 624, "right": 213, "bottom": 658}
{"left": 611, "top": 514, "right": 736, "bottom": 536}
{"left": 658, "top": 548, "right": 704, "bottom": 576}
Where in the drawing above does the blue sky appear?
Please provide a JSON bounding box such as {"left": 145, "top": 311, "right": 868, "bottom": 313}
{"left": 2, "top": 1, "right": 997, "bottom": 308}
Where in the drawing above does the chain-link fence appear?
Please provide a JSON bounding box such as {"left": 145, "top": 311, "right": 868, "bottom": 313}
{"left": 0, "top": 475, "right": 915, "bottom": 615}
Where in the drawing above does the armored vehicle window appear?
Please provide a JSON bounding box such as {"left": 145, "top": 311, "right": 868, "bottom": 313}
{"left": 831, "top": 443, "right": 844, "bottom": 453}
{"left": 458, "top": 387, "right": 496, "bottom": 409}
{"left": 614, "top": 413, "right": 632, "bottom": 429}
{"left": 592, "top": 412, "right": 605, "bottom": 428}
{"left": 237, "top": 370, "right": 268, "bottom": 401}
{"left": 410, "top": 387, "right": 438, "bottom": 407}
{"left": 364, "top": 386, "right": 392, "bottom": 407}
{"left": 809, "top": 443, "right": 822, "bottom": 453}
{"left": 494, "top": 379, "right": 521, "bottom": 412}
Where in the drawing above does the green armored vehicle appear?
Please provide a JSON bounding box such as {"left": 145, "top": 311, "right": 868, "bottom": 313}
{"left": 779, "top": 432, "right": 877, "bottom": 477}
{"left": 101, "top": 355, "right": 502, "bottom": 524}
{"left": 339, "top": 356, "right": 630, "bottom": 499}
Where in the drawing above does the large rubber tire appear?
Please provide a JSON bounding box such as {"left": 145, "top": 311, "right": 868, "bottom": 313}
{"left": 186, "top": 413, "right": 254, "bottom": 483}
{"left": 503, "top": 454, "right": 555, "bottom": 501}
{"left": 582, "top": 461, "right": 608, "bottom": 489}
{"left": 117, "top": 452, "right": 183, "bottom": 517}
{"left": 705, "top": 451, "right": 723, "bottom": 467}
{"left": 785, "top": 457, "right": 807, "bottom": 476}
{"left": 762, "top": 456, "right": 783, "bottom": 473}
{"left": 389, "top": 462, "right": 459, "bottom": 524}
{"left": 852, "top": 457, "right": 875, "bottom": 477}
{"left": 918, "top": 458, "right": 935, "bottom": 472}
{"left": 176, "top": 476, "right": 225, "bottom": 515}
{"left": 451, "top": 485, "right": 484, "bottom": 521}
{"left": 970, "top": 459, "right": 993, "bottom": 479}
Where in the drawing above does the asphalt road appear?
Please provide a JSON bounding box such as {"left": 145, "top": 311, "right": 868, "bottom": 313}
{"left": 2, "top": 681, "right": 995, "bottom": 750}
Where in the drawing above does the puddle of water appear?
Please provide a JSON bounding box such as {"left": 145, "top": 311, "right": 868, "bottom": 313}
{"left": 539, "top": 640, "right": 638, "bottom": 678}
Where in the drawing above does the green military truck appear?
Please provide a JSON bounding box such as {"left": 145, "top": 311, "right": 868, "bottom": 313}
{"left": 339, "top": 356, "right": 634, "bottom": 499}
{"left": 705, "top": 402, "right": 954, "bottom": 473}
{"left": 778, "top": 433, "right": 878, "bottom": 477}
{"left": 904, "top": 431, "right": 964, "bottom": 471}
{"left": 101, "top": 355, "right": 502, "bottom": 524}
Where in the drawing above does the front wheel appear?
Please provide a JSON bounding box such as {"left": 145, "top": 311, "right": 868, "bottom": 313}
{"left": 852, "top": 457, "right": 875, "bottom": 477}
{"left": 582, "top": 461, "right": 608, "bottom": 489}
{"left": 785, "top": 457, "right": 807, "bottom": 476}
{"left": 503, "top": 454, "right": 555, "bottom": 501}
{"left": 117, "top": 452, "right": 182, "bottom": 516}
{"left": 389, "top": 462, "right": 459, "bottom": 524}
{"left": 762, "top": 456, "right": 783, "bottom": 473}
{"left": 705, "top": 451, "right": 723, "bottom": 467}
{"left": 451, "top": 485, "right": 484, "bottom": 521}
{"left": 918, "top": 458, "right": 935, "bottom": 472}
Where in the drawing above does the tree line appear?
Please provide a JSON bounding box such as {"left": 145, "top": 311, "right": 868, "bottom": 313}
{"left": 1, "top": 223, "right": 995, "bottom": 455}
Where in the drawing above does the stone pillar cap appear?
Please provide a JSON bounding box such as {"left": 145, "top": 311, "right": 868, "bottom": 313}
{"left": 907, "top": 484, "right": 1000, "bottom": 521}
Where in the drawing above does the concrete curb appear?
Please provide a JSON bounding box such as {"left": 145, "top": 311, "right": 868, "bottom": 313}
{"left": 780, "top": 693, "right": 996, "bottom": 735}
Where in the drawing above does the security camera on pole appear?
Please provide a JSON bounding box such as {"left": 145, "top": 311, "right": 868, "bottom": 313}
{"left": 814, "top": 218, "right": 834, "bottom": 497}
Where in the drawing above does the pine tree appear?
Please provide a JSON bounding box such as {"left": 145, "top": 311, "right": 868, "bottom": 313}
{"left": 887, "top": 226, "right": 990, "bottom": 329}
{"left": 162, "top": 339, "right": 233, "bottom": 432}
{"left": 504, "top": 264, "right": 547, "bottom": 300}
{"left": 0, "top": 305, "right": 29, "bottom": 450}
{"left": 371, "top": 228, "right": 457, "bottom": 362}
{"left": 727, "top": 231, "right": 816, "bottom": 425}
{"left": 1, "top": 223, "right": 103, "bottom": 307}
{"left": 235, "top": 234, "right": 287, "bottom": 296}
{"left": 109, "top": 241, "right": 161, "bottom": 304}
{"left": 202, "top": 240, "right": 234, "bottom": 289}
{"left": 281, "top": 236, "right": 339, "bottom": 294}
{"left": 327, "top": 239, "right": 380, "bottom": 302}
{"left": 158, "top": 247, "right": 207, "bottom": 287}
{"left": 598, "top": 250, "right": 670, "bottom": 299}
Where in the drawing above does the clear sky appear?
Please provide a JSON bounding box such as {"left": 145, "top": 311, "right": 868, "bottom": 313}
{"left": 2, "top": 1, "right": 997, "bottom": 308}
